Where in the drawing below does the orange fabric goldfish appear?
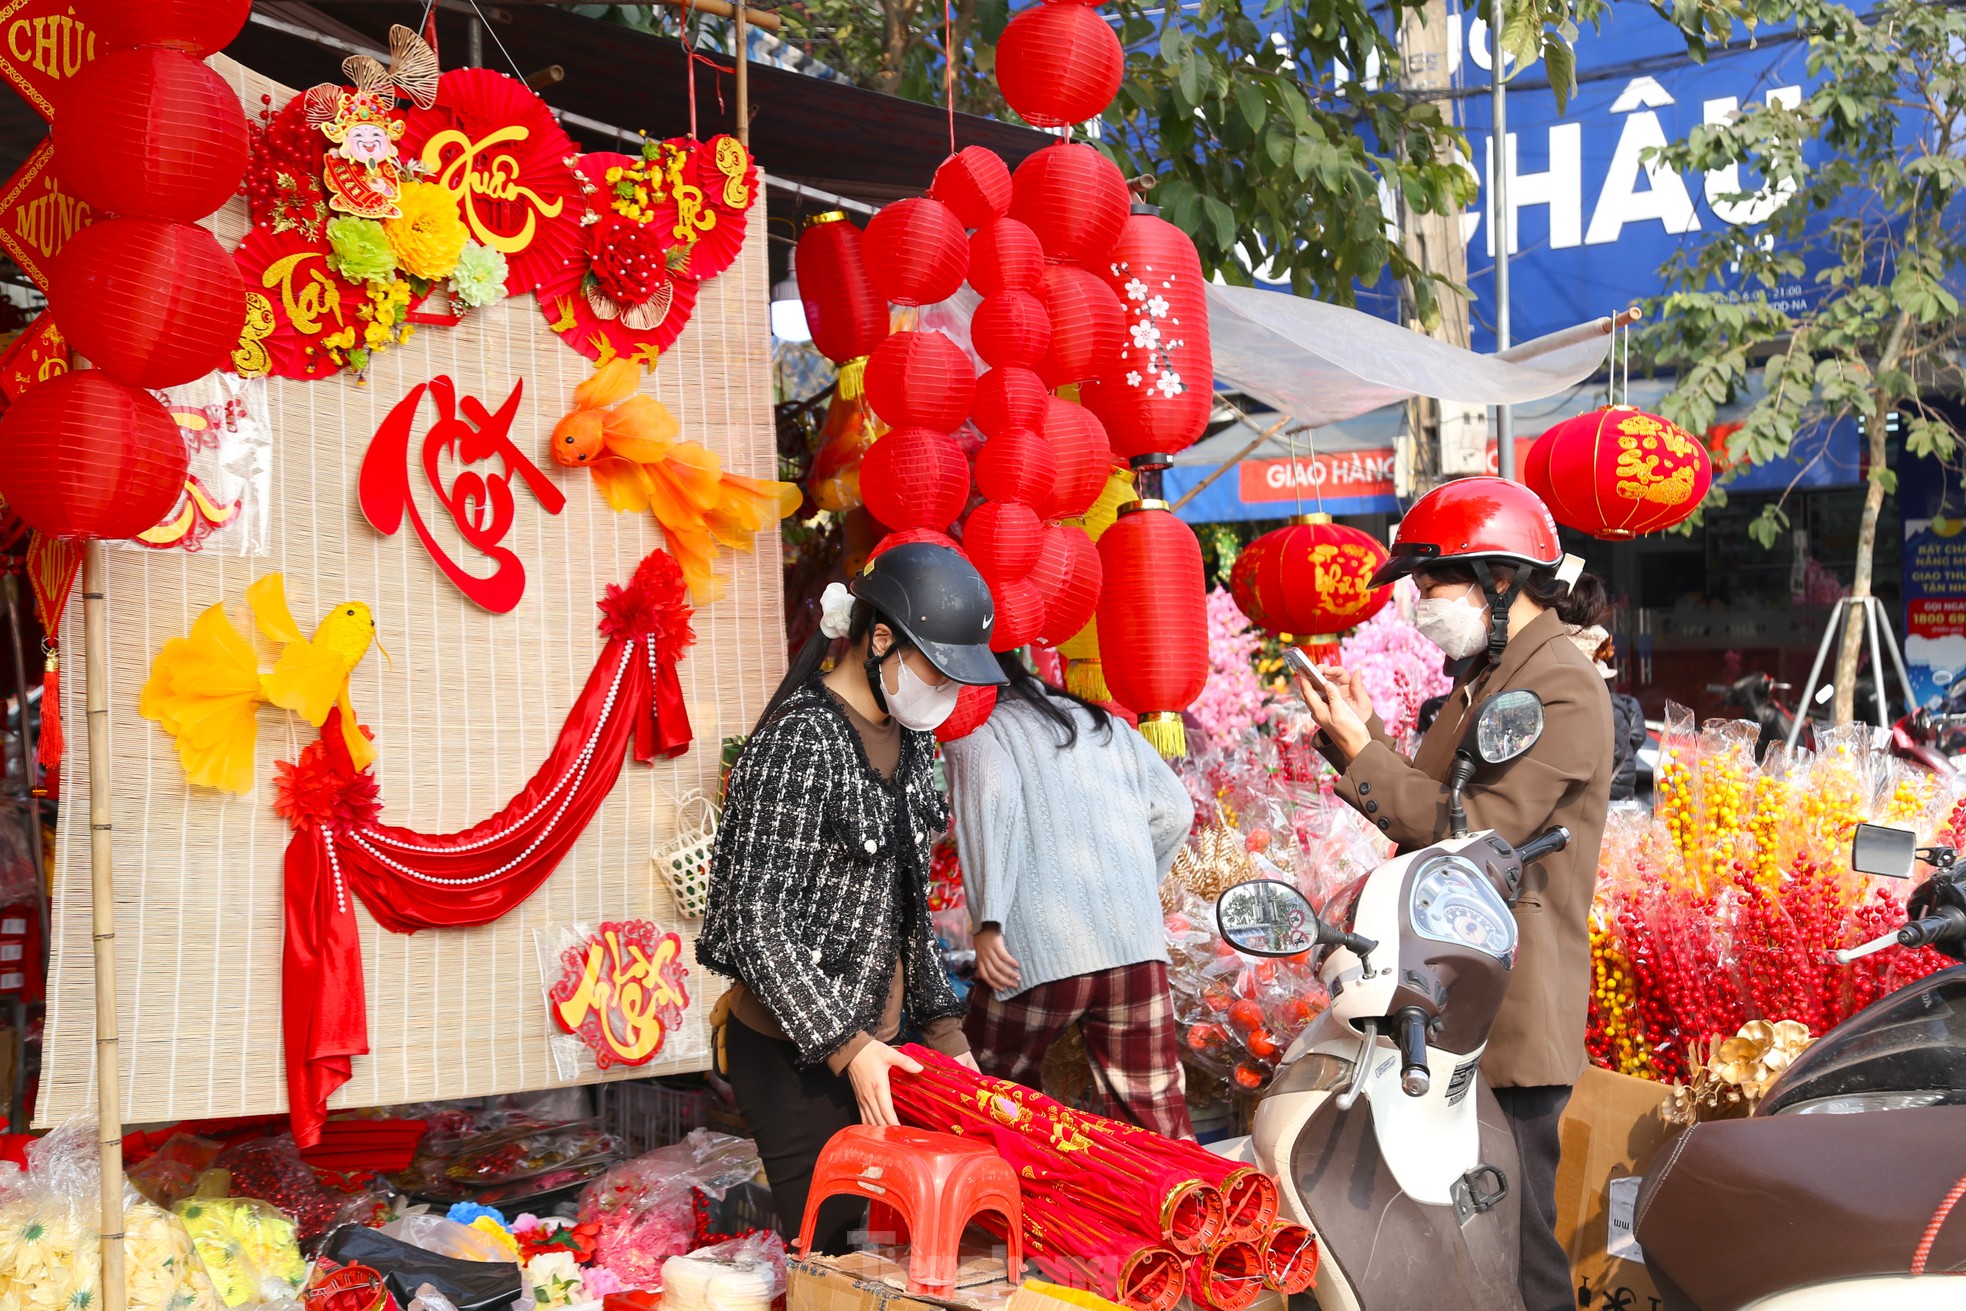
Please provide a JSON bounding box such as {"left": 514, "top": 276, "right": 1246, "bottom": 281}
{"left": 550, "top": 359, "right": 799, "bottom": 604}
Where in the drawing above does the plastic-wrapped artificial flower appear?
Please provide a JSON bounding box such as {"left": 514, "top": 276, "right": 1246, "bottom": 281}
{"left": 326, "top": 217, "right": 398, "bottom": 284}
{"left": 449, "top": 242, "right": 509, "bottom": 308}
{"left": 384, "top": 180, "right": 470, "bottom": 280}
{"left": 524, "top": 1252, "right": 584, "bottom": 1310}
{"left": 581, "top": 1266, "right": 624, "bottom": 1301}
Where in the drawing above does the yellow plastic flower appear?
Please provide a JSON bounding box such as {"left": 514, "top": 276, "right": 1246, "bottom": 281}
{"left": 383, "top": 181, "right": 469, "bottom": 280}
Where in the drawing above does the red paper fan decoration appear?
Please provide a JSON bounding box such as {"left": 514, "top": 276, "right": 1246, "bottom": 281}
{"left": 233, "top": 226, "right": 367, "bottom": 380}
{"left": 685, "top": 133, "right": 758, "bottom": 282}
{"left": 399, "top": 68, "right": 584, "bottom": 295}
{"left": 972, "top": 291, "right": 1053, "bottom": 369}
{"left": 1031, "top": 522, "right": 1103, "bottom": 646}
{"left": 862, "top": 427, "right": 971, "bottom": 531}
{"left": 0, "top": 370, "right": 188, "bottom": 540}
{"left": 864, "top": 197, "right": 970, "bottom": 307}
{"left": 966, "top": 500, "right": 1045, "bottom": 581}
{"left": 989, "top": 575, "right": 1045, "bottom": 652}
{"left": 1009, "top": 142, "right": 1130, "bottom": 267}
{"left": 971, "top": 366, "right": 1050, "bottom": 438}
{"left": 975, "top": 426, "right": 1057, "bottom": 504}
{"left": 865, "top": 330, "right": 975, "bottom": 431}
{"left": 997, "top": 2, "right": 1125, "bottom": 129}
{"left": 76, "top": 0, "right": 252, "bottom": 55}
{"left": 54, "top": 49, "right": 249, "bottom": 223}
{"left": 870, "top": 527, "right": 961, "bottom": 561}
{"left": 936, "top": 683, "right": 1000, "bottom": 744}
{"left": 931, "top": 147, "right": 1013, "bottom": 229}
{"left": 970, "top": 218, "right": 1045, "bottom": 297}
{"left": 50, "top": 218, "right": 245, "bottom": 388}
{"left": 1039, "top": 397, "right": 1113, "bottom": 520}
{"left": 1036, "top": 264, "right": 1124, "bottom": 387}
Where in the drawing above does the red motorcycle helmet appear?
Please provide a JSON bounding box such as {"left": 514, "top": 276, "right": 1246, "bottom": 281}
{"left": 1368, "top": 476, "right": 1564, "bottom": 588}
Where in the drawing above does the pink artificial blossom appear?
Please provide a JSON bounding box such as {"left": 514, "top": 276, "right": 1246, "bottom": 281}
{"left": 1190, "top": 586, "right": 1278, "bottom": 752}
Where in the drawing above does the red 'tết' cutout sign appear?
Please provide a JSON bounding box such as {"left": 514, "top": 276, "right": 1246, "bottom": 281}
{"left": 549, "top": 920, "right": 690, "bottom": 1070}
{"left": 358, "top": 374, "right": 566, "bottom": 613}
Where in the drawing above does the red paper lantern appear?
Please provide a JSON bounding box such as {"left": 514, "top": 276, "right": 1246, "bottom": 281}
{"left": 966, "top": 500, "right": 1045, "bottom": 581}
{"left": 996, "top": 2, "right": 1125, "bottom": 129}
{"left": 0, "top": 370, "right": 188, "bottom": 540}
{"left": 1031, "top": 522, "right": 1103, "bottom": 646}
{"left": 1039, "top": 397, "right": 1114, "bottom": 520}
{"left": 971, "top": 291, "right": 1052, "bottom": 369}
{"left": 1085, "top": 214, "right": 1213, "bottom": 458}
{"left": 976, "top": 426, "right": 1057, "bottom": 504}
{"left": 861, "top": 427, "right": 971, "bottom": 531}
{"left": 990, "top": 575, "right": 1045, "bottom": 652}
{"left": 798, "top": 212, "right": 890, "bottom": 366}
{"left": 864, "top": 197, "right": 970, "bottom": 307}
{"left": 1527, "top": 406, "right": 1714, "bottom": 539}
{"left": 869, "top": 527, "right": 962, "bottom": 561}
{"left": 1097, "top": 502, "right": 1208, "bottom": 755}
{"left": 931, "top": 147, "right": 1013, "bottom": 229}
{"left": 50, "top": 217, "right": 246, "bottom": 388}
{"left": 1036, "top": 264, "right": 1125, "bottom": 387}
{"left": 971, "top": 366, "right": 1050, "bottom": 438}
{"left": 864, "top": 330, "right": 975, "bottom": 431}
{"left": 1226, "top": 513, "right": 1391, "bottom": 649}
{"left": 936, "top": 683, "right": 1001, "bottom": 743}
{"left": 970, "top": 218, "right": 1046, "bottom": 297}
{"left": 54, "top": 48, "right": 249, "bottom": 223}
{"left": 1009, "top": 142, "right": 1130, "bottom": 267}
{"left": 76, "top": 0, "right": 252, "bottom": 55}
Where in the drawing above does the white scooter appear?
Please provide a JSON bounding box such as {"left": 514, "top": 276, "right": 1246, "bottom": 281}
{"left": 1215, "top": 688, "right": 1569, "bottom": 1311}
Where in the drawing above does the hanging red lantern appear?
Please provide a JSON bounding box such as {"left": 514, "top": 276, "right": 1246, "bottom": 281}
{"left": 936, "top": 683, "right": 1001, "bottom": 744}
{"left": 869, "top": 527, "right": 961, "bottom": 561}
{"left": 0, "top": 370, "right": 188, "bottom": 540}
{"left": 970, "top": 218, "right": 1046, "bottom": 297}
{"left": 931, "top": 146, "right": 1013, "bottom": 229}
{"left": 860, "top": 427, "right": 972, "bottom": 531}
{"left": 990, "top": 575, "right": 1045, "bottom": 652}
{"left": 76, "top": 0, "right": 252, "bottom": 55}
{"left": 971, "top": 291, "right": 1052, "bottom": 369}
{"left": 1097, "top": 501, "right": 1208, "bottom": 756}
{"left": 1084, "top": 214, "right": 1213, "bottom": 459}
{"left": 1036, "top": 264, "right": 1125, "bottom": 387}
{"left": 799, "top": 212, "right": 890, "bottom": 369}
{"left": 864, "top": 330, "right": 975, "bottom": 431}
{"left": 864, "top": 197, "right": 971, "bottom": 307}
{"left": 1227, "top": 513, "right": 1391, "bottom": 650}
{"left": 1527, "top": 405, "right": 1714, "bottom": 539}
{"left": 976, "top": 426, "right": 1057, "bottom": 504}
{"left": 49, "top": 218, "right": 246, "bottom": 388}
{"left": 54, "top": 48, "right": 250, "bottom": 223}
{"left": 1038, "top": 397, "right": 1114, "bottom": 520}
{"left": 965, "top": 500, "right": 1045, "bottom": 582}
{"left": 1030, "top": 522, "right": 1103, "bottom": 646}
{"left": 996, "top": 2, "right": 1125, "bottom": 129}
{"left": 1009, "top": 142, "right": 1131, "bottom": 267}
{"left": 971, "top": 366, "right": 1050, "bottom": 438}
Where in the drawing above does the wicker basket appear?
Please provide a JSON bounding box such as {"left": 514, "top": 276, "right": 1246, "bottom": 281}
{"left": 652, "top": 791, "right": 717, "bottom": 920}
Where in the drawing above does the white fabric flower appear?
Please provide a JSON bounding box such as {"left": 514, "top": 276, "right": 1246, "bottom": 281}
{"left": 1124, "top": 278, "right": 1148, "bottom": 301}
{"left": 819, "top": 581, "right": 856, "bottom": 639}
{"left": 1155, "top": 372, "right": 1185, "bottom": 397}
{"left": 1129, "top": 321, "right": 1162, "bottom": 349}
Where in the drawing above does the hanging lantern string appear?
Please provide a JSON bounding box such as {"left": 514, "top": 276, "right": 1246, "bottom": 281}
{"left": 1308, "top": 425, "right": 1325, "bottom": 517}
{"left": 944, "top": 0, "right": 957, "bottom": 156}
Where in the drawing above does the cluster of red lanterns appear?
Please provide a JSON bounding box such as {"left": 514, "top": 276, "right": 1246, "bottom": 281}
{"left": 0, "top": 0, "right": 253, "bottom": 540}
{"left": 1524, "top": 405, "right": 1714, "bottom": 540}
{"left": 1228, "top": 513, "right": 1391, "bottom": 651}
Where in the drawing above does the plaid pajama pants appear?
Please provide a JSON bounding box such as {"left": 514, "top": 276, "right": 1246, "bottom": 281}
{"left": 963, "top": 960, "right": 1195, "bottom": 1141}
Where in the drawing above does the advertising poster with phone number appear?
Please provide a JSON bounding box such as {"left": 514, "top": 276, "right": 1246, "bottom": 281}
{"left": 1900, "top": 447, "right": 1966, "bottom": 709}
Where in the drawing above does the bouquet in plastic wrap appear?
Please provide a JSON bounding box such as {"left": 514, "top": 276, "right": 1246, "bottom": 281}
{"left": 1162, "top": 882, "right": 1327, "bottom": 1094}
{"left": 576, "top": 1130, "right": 762, "bottom": 1291}
{"left": 175, "top": 1196, "right": 308, "bottom": 1306}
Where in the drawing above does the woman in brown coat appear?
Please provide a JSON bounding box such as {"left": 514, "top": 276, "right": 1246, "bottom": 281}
{"left": 1296, "top": 477, "right": 1613, "bottom": 1311}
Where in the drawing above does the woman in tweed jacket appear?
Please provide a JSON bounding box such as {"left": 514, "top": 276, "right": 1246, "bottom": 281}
{"left": 698, "top": 543, "right": 1004, "bottom": 1252}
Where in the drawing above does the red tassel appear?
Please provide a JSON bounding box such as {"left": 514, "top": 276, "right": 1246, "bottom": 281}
{"left": 35, "top": 658, "right": 58, "bottom": 799}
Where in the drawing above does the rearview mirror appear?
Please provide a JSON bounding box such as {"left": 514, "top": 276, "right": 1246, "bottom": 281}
{"left": 1474, "top": 689, "right": 1545, "bottom": 765}
{"left": 1851, "top": 823, "right": 1917, "bottom": 879}
{"left": 1216, "top": 880, "right": 1317, "bottom": 957}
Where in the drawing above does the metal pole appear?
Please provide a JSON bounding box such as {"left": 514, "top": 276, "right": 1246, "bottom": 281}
{"left": 1862, "top": 598, "right": 1890, "bottom": 729}
{"left": 1489, "top": 25, "right": 1514, "bottom": 481}
{"left": 1789, "top": 599, "right": 1846, "bottom": 751}
{"left": 466, "top": 16, "right": 483, "bottom": 68}
{"left": 734, "top": 0, "right": 750, "bottom": 148}
{"left": 1876, "top": 597, "right": 1920, "bottom": 716}
{"left": 82, "top": 541, "right": 124, "bottom": 1311}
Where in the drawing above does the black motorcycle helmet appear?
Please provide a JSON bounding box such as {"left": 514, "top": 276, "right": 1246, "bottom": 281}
{"left": 851, "top": 542, "right": 1006, "bottom": 687}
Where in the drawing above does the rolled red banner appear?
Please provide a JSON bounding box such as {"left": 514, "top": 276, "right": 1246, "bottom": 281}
{"left": 1259, "top": 1222, "right": 1320, "bottom": 1295}
{"left": 1186, "top": 1240, "right": 1265, "bottom": 1311}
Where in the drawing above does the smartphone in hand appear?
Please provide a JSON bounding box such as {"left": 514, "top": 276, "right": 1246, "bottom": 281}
{"left": 1282, "top": 646, "right": 1334, "bottom": 697}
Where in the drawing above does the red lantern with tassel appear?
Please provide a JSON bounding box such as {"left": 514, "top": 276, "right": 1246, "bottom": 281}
{"left": 976, "top": 426, "right": 1057, "bottom": 504}
{"left": 861, "top": 427, "right": 972, "bottom": 531}
{"left": 50, "top": 218, "right": 246, "bottom": 388}
{"left": 1030, "top": 523, "right": 1103, "bottom": 646}
{"left": 931, "top": 146, "right": 1013, "bottom": 229}
{"left": 1097, "top": 501, "right": 1208, "bottom": 756}
{"left": 0, "top": 371, "right": 189, "bottom": 540}
{"left": 990, "top": 575, "right": 1045, "bottom": 652}
{"left": 25, "top": 534, "right": 81, "bottom": 796}
{"left": 1009, "top": 142, "right": 1131, "bottom": 267}
{"left": 965, "top": 500, "right": 1045, "bottom": 582}
{"left": 864, "top": 330, "right": 975, "bottom": 431}
{"left": 1085, "top": 214, "right": 1213, "bottom": 459}
{"left": 972, "top": 366, "right": 1051, "bottom": 438}
{"left": 936, "top": 683, "right": 1001, "bottom": 744}
{"left": 54, "top": 48, "right": 250, "bottom": 223}
{"left": 970, "top": 218, "right": 1046, "bottom": 297}
{"left": 1526, "top": 406, "right": 1713, "bottom": 539}
{"left": 864, "top": 197, "right": 970, "bottom": 307}
{"left": 971, "top": 291, "right": 1052, "bottom": 369}
{"left": 996, "top": 2, "right": 1125, "bottom": 129}
{"left": 799, "top": 212, "right": 890, "bottom": 372}
{"left": 76, "top": 0, "right": 252, "bottom": 55}
{"left": 1039, "top": 397, "right": 1114, "bottom": 520}
{"left": 1227, "top": 513, "right": 1391, "bottom": 650}
{"left": 1036, "top": 265, "right": 1125, "bottom": 387}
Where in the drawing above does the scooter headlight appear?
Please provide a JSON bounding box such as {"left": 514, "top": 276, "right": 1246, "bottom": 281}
{"left": 1409, "top": 855, "right": 1517, "bottom": 961}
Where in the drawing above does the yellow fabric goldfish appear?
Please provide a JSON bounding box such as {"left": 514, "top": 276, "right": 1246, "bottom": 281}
{"left": 139, "top": 574, "right": 382, "bottom": 795}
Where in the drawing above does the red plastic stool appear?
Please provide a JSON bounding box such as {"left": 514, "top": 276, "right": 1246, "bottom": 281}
{"left": 796, "top": 1125, "right": 1024, "bottom": 1293}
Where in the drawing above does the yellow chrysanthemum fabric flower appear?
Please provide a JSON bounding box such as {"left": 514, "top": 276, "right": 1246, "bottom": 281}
{"left": 383, "top": 181, "right": 469, "bottom": 280}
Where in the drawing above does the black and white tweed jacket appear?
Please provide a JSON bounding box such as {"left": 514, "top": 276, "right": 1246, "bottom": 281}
{"left": 697, "top": 678, "right": 964, "bottom": 1067}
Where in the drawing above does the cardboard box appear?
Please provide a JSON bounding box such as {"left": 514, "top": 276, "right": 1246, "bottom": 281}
{"left": 1555, "top": 1066, "right": 1681, "bottom": 1311}
{"left": 789, "top": 1253, "right": 1289, "bottom": 1311}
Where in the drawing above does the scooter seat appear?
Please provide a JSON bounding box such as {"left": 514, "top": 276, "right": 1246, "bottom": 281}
{"left": 1633, "top": 1105, "right": 1966, "bottom": 1311}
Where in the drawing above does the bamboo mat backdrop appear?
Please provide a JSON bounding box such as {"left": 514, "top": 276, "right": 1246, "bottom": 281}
{"left": 39, "top": 56, "right": 782, "bottom": 1126}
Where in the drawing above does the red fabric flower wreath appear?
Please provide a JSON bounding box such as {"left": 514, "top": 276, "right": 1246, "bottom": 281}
{"left": 588, "top": 215, "right": 674, "bottom": 308}
{"left": 274, "top": 734, "right": 383, "bottom": 833}
{"left": 597, "top": 548, "right": 696, "bottom": 666}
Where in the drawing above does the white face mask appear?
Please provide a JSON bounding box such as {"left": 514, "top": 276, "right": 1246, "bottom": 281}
{"left": 1414, "top": 585, "right": 1492, "bottom": 661}
{"left": 881, "top": 651, "right": 961, "bottom": 731}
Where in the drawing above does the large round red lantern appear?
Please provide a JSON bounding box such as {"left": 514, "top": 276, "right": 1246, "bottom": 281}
{"left": 1038, "top": 397, "right": 1113, "bottom": 520}
{"left": 1030, "top": 522, "right": 1103, "bottom": 646}
{"left": 861, "top": 427, "right": 971, "bottom": 531}
{"left": 54, "top": 49, "right": 249, "bottom": 223}
{"left": 76, "top": 0, "right": 252, "bottom": 55}
{"left": 1084, "top": 214, "right": 1213, "bottom": 459}
{"left": 971, "top": 366, "right": 1050, "bottom": 438}
{"left": 798, "top": 212, "right": 889, "bottom": 368}
{"left": 1527, "top": 406, "right": 1714, "bottom": 539}
{"left": 0, "top": 371, "right": 188, "bottom": 539}
{"left": 1008, "top": 143, "right": 1130, "bottom": 268}
{"left": 965, "top": 500, "right": 1044, "bottom": 581}
{"left": 1097, "top": 501, "right": 1208, "bottom": 756}
{"left": 1227, "top": 513, "right": 1391, "bottom": 650}
{"left": 975, "top": 426, "right": 1057, "bottom": 504}
{"left": 864, "top": 330, "right": 975, "bottom": 431}
{"left": 869, "top": 527, "right": 961, "bottom": 561}
{"left": 996, "top": 2, "right": 1125, "bottom": 129}
{"left": 971, "top": 291, "right": 1052, "bottom": 369}
{"left": 1036, "top": 265, "right": 1124, "bottom": 387}
{"left": 931, "top": 147, "right": 1012, "bottom": 229}
{"left": 936, "top": 683, "right": 1001, "bottom": 744}
{"left": 989, "top": 575, "right": 1045, "bottom": 652}
{"left": 864, "top": 197, "right": 970, "bottom": 307}
{"left": 969, "top": 218, "right": 1046, "bottom": 297}
{"left": 50, "top": 218, "right": 246, "bottom": 388}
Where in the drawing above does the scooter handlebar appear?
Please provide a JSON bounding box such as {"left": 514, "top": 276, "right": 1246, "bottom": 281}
{"left": 1516, "top": 826, "right": 1571, "bottom": 866}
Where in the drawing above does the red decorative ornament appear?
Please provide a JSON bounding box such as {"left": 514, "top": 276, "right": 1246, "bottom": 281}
{"left": 50, "top": 217, "right": 246, "bottom": 388}
{"left": 970, "top": 218, "right": 1046, "bottom": 297}
{"left": 965, "top": 500, "right": 1045, "bottom": 581}
{"left": 549, "top": 919, "right": 691, "bottom": 1070}
{"left": 1039, "top": 397, "right": 1113, "bottom": 520}
{"left": 1036, "top": 264, "right": 1124, "bottom": 387}
{"left": 1030, "top": 523, "right": 1103, "bottom": 646}
{"left": 1097, "top": 502, "right": 1208, "bottom": 756}
{"left": 976, "top": 426, "right": 1057, "bottom": 505}
{"left": 971, "top": 366, "right": 1050, "bottom": 438}
{"left": 935, "top": 683, "right": 1000, "bottom": 744}
{"left": 1525, "top": 405, "right": 1714, "bottom": 539}
{"left": 864, "top": 330, "right": 975, "bottom": 432}
{"left": 587, "top": 214, "right": 674, "bottom": 307}
{"left": 0, "top": 370, "right": 188, "bottom": 540}
{"left": 989, "top": 575, "right": 1045, "bottom": 652}
{"left": 684, "top": 134, "right": 758, "bottom": 282}
{"left": 54, "top": 48, "right": 249, "bottom": 223}
{"left": 869, "top": 527, "right": 961, "bottom": 561}
{"left": 797, "top": 212, "right": 890, "bottom": 366}
{"left": 75, "top": 0, "right": 252, "bottom": 55}
{"left": 931, "top": 146, "right": 1013, "bottom": 229}
{"left": 1227, "top": 513, "right": 1390, "bottom": 649}
{"left": 971, "top": 291, "right": 1052, "bottom": 369}
{"left": 996, "top": 2, "right": 1125, "bottom": 129}
{"left": 864, "top": 197, "right": 971, "bottom": 307}
{"left": 233, "top": 226, "right": 363, "bottom": 380}
{"left": 1009, "top": 142, "right": 1130, "bottom": 267}
{"left": 861, "top": 427, "right": 972, "bottom": 531}
{"left": 1085, "top": 214, "right": 1213, "bottom": 458}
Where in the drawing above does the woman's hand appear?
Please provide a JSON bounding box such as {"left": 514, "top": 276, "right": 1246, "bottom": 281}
{"left": 973, "top": 925, "right": 1022, "bottom": 993}
{"left": 1294, "top": 666, "right": 1372, "bottom": 763}
{"left": 845, "top": 1040, "right": 922, "bottom": 1127}
{"left": 1321, "top": 664, "right": 1377, "bottom": 724}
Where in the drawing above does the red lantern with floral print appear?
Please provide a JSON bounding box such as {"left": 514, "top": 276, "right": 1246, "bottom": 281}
{"left": 1227, "top": 513, "right": 1391, "bottom": 650}
{"left": 1009, "top": 142, "right": 1130, "bottom": 268}
{"left": 1097, "top": 502, "right": 1208, "bottom": 757}
{"left": 1084, "top": 214, "right": 1213, "bottom": 459}
{"left": 861, "top": 427, "right": 972, "bottom": 531}
{"left": 1525, "top": 405, "right": 1714, "bottom": 540}
{"left": 864, "top": 197, "right": 970, "bottom": 307}
{"left": 996, "top": 1, "right": 1125, "bottom": 129}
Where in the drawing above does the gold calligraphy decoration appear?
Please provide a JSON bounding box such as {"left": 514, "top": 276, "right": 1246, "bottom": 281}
{"left": 548, "top": 920, "right": 691, "bottom": 1069}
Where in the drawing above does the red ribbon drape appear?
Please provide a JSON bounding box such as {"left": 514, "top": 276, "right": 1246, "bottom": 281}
{"left": 282, "top": 549, "right": 694, "bottom": 1145}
